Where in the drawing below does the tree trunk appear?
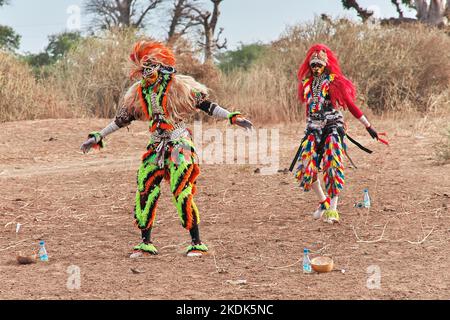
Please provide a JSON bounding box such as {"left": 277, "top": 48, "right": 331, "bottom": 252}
{"left": 429, "top": 0, "right": 447, "bottom": 25}
{"left": 85, "top": 0, "right": 162, "bottom": 30}
{"left": 446, "top": 0, "right": 450, "bottom": 20}
{"left": 204, "top": 25, "right": 213, "bottom": 63}
{"left": 187, "top": 0, "right": 225, "bottom": 64}
{"left": 117, "top": 0, "right": 132, "bottom": 27}
{"left": 415, "top": 0, "right": 448, "bottom": 25}
{"left": 415, "top": 0, "right": 428, "bottom": 21}
{"left": 168, "top": 0, "right": 186, "bottom": 41}
{"left": 167, "top": 0, "right": 201, "bottom": 43}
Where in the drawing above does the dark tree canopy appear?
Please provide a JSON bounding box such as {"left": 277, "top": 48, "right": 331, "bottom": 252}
{"left": 46, "top": 31, "right": 82, "bottom": 60}
{"left": 0, "top": 0, "right": 21, "bottom": 51}
{"left": 24, "top": 32, "right": 82, "bottom": 70}
{"left": 0, "top": 25, "right": 20, "bottom": 51}
{"left": 217, "top": 43, "right": 267, "bottom": 73}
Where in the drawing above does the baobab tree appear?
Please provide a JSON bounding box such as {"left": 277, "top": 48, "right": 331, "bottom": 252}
{"left": 414, "top": 0, "right": 450, "bottom": 25}
{"left": 85, "top": 0, "right": 227, "bottom": 64}
{"left": 341, "top": 0, "right": 450, "bottom": 26}
{"left": 85, "top": 0, "right": 164, "bottom": 30}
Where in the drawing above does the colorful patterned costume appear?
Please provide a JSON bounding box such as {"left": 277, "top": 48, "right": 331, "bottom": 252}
{"left": 81, "top": 41, "right": 252, "bottom": 255}
{"left": 290, "top": 44, "right": 387, "bottom": 223}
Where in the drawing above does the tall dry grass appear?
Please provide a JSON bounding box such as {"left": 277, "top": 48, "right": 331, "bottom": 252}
{"left": 0, "top": 52, "right": 68, "bottom": 123}
{"left": 434, "top": 125, "right": 450, "bottom": 164}
{"left": 1, "top": 21, "right": 449, "bottom": 124}
{"left": 47, "top": 29, "right": 219, "bottom": 119}
{"left": 218, "top": 20, "right": 450, "bottom": 123}
{"left": 47, "top": 29, "right": 141, "bottom": 119}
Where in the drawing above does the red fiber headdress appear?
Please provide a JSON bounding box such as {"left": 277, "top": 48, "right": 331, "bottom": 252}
{"left": 129, "top": 40, "right": 176, "bottom": 79}
{"left": 297, "top": 44, "right": 357, "bottom": 111}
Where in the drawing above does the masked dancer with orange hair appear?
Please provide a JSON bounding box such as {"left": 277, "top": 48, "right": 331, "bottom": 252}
{"left": 290, "top": 44, "right": 388, "bottom": 224}
{"left": 80, "top": 40, "right": 253, "bottom": 256}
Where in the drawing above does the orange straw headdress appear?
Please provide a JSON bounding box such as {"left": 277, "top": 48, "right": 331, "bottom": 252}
{"left": 129, "top": 40, "right": 176, "bottom": 80}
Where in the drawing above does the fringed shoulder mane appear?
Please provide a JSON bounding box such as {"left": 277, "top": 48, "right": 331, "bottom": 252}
{"left": 167, "top": 74, "right": 209, "bottom": 120}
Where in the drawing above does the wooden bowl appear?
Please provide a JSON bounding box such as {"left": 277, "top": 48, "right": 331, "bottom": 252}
{"left": 311, "top": 256, "right": 334, "bottom": 273}
{"left": 16, "top": 255, "right": 36, "bottom": 265}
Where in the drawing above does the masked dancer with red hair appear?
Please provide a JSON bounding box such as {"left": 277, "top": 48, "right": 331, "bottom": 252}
{"left": 290, "top": 44, "right": 388, "bottom": 224}
{"left": 80, "top": 40, "right": 253, "bottom": 256}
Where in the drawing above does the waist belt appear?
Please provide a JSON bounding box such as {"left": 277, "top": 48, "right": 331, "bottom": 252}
{"left": 151, "top": 122, "right": 189, "bottom": 168}
{"left": 151, "top": 122, "right": 188, "bottom": 142}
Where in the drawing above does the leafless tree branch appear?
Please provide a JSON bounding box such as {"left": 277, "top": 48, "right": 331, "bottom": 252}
{"left": 85, "top": 0, "right": 163, "bottom": 30}
{"left": 341, "top": 0, "right": 374, "bottom": 21}
{"left": 134, "top": 0, "right": 163, "bottom": 28}
{"left": 188, "top": 0, "right": 225, "bottom": 63}
{"left": 391, "top": 0, "right": 405, "bottom": 18}
{"left": 167, "top": 0, "right": 203, "bottom": 42}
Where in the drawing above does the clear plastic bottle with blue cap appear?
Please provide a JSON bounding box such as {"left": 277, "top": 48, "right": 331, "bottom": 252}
{"left": 38, "top": 240, "right": 48, "bottom": 262}
{"left": 303, "top": 248, "right": 312, "bottom": 273}
{"left": 363, "top": 189, "right": 371, "bottom": 208}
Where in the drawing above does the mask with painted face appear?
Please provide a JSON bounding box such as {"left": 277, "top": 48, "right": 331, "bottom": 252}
{"left": 310, "top": 63, "right": 326, "bottom": 77}
{"left": 142, "top": 63, "right": 160, "bottom": 81}
{"left": 309, "top": 50, "right": 328, "bottom": 77}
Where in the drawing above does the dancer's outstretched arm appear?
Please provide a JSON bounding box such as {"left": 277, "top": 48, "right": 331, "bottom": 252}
{"left": 80, "top": 82, "right": 144, "bottom": 154}
{"left": 80, "top": 104, "right": 139, "bottom": 154}
{"left": 329, "top": 79, "right": 388, "bottom": 145}
{"left": 346, "top": 100, "right": 389, "bottom": 146}
{"left": 194, "top": 93, "right": 253, "bottom": 130}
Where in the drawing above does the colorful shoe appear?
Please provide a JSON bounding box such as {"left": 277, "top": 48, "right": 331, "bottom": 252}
{"left": 324, "top": 209, "right": 340, "bottom": 224}
{"left": 313, "top": 198, "right": 330, "bottom": 220}
{"left": 186, "top": 243, "right": 208, "bottom": 257}
{"left": 132, "top": 242, "right": 158, "bottom": 255}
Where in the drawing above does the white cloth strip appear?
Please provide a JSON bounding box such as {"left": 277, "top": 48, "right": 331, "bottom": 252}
{"left": 211, "top": 104, "right": 231, "bottom": 119}
{"left": 358, "top": 115, "right": 371, "bottom": 128}
{"left": 100, "top": 121, "right": 120, "bottom": 139}
{"left": 312, "top": 180, "right": 327, "bottom": 202}
{"left": 330, "top": 196, "right": 339, "bottom": 210}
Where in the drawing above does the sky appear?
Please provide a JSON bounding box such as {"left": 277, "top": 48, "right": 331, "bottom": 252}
{"left": 0, "top": 0, "right": 416, "bottom": 54}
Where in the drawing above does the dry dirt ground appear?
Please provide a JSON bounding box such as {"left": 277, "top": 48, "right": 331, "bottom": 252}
{"left": 0, "top": 115, "right": 449, "bottom": 300}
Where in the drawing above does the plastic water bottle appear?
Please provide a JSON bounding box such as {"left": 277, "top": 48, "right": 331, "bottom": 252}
{"left": 363, "top": 189, "right": 371, "bottom": 208}
{"left": 38, "top": 240, "right": 49, "bottom": 262}
{"left": 303, "top": 248, "right": 312, "bottom": 273}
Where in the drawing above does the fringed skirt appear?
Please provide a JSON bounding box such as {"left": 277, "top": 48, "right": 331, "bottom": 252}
{"left": 294, "top": 114, "right": 346, "bottom": 198}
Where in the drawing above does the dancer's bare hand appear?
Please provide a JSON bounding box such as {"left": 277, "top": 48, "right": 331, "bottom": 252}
{"left": 235, "top": 117, "right": 254, "bottom": 131}
{"left": 80, "top": 137, "right": 97, "bottom": 154}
